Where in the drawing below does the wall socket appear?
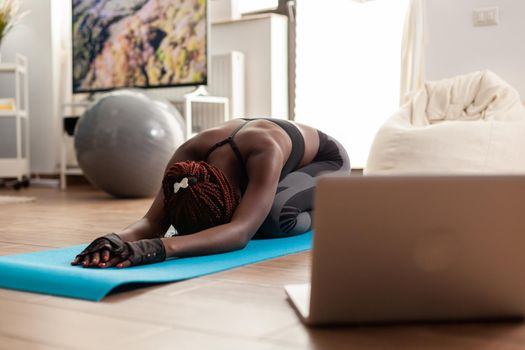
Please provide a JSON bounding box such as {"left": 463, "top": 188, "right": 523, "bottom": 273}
{"left": 473, "top": 7, "right": 499, "bottom": 27}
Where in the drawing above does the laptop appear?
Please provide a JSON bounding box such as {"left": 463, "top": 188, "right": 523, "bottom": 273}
{"left": 285, "top": 175, "right": 525, "bottom": 326}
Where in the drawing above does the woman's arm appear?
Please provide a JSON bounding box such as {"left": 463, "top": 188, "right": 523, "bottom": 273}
{"left": 115, "top": 140, "right": 204, "bottom": 242}
{"left": 72, "top": 139, "right": 203, "bottom": 267}
{"left": 109, "top": 145, "right": 284, "bottom": 268}
{"left": 116, "top": 123, "right": 252, "bottom": 242}
{"left": 114, "top": 192, "right": 170, "bottom": 242}
{"left": 160, "top": 145, "right": 284, "bottom": 258}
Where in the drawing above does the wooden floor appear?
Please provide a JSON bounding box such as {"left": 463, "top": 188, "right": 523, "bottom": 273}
{"left": 1, "top": 186, "right": 525, "bottom": 350}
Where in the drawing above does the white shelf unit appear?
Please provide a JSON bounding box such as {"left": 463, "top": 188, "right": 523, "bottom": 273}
{"left": 170, "top": 89, "right": 230, "bottom": 138}
{"left": 0, "top": 54, "right": 30, "bottom": 179}
{"left": 59, "top": 102, "right": 89, "bottom": 190}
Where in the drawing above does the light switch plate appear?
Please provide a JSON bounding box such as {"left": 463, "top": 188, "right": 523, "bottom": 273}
{"left": 473, "top": 7, "right": 499, "bottom": 27}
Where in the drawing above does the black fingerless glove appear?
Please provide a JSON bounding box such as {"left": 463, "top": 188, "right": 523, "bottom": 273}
{"left": 125, "top": 238, "right": 166, "bottom": 266}
{"left": 77, "top": 233, "right": 126, "bottom": 258}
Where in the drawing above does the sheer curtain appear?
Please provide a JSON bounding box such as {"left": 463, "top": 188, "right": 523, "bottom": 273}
{"left": 295, "top": 0, "right": 409, "bottom": 168}
{"left": 400, "top": 0, "right": 425, "bottom": 105}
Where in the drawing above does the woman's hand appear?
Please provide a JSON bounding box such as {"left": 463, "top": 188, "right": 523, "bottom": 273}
{"left": 72, "top": 236, "right": 167, "bottom": 269}
{"left": 71, "top": 233, "right": 126, "bottom": 267}
{"left": 72, "top": 248, "right": 111, "bottom": 267}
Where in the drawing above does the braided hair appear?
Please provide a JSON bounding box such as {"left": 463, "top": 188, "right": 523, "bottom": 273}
{"left": 162, "top": 161, "right": 240, "bottom": 235}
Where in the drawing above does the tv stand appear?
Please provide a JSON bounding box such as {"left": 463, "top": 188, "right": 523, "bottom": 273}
{"left": 59, "top": 101, "right": 91, "bottom": 190}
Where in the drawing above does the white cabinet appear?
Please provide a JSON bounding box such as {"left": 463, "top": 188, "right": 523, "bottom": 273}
{"left": 0, "top": 54, "right": 29, "bottom": 180}
{"left": 211, "top": 14, "right": 288, "bottom": 119}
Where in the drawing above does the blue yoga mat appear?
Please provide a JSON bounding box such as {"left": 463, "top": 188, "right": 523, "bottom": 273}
{"left": 0, "top": 231, "right": 312, "bottom": 301}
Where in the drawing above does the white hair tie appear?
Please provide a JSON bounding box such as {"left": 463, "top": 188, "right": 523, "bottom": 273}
{"left": 173, "top": 177, "right": 190, "bottom": 194}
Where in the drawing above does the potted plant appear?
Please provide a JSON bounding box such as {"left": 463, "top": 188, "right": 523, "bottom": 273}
{"left": 0, "top": 0, "right": 28, "bottom": 61}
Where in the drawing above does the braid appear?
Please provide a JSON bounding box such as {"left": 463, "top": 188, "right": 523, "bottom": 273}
{"left": 162, "top": 161, "right": 240, "bottom": 235}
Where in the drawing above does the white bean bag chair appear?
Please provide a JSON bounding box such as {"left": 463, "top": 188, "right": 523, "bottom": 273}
{"left": 366, "top": 70, "right": 525, "bottom": 174}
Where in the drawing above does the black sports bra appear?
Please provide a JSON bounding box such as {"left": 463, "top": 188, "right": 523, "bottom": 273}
{"left": 205, "top": 118, "right": 305, "bottom": 194}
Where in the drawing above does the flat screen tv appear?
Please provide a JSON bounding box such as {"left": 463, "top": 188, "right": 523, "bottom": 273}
{"left": 72, "top": 0, "right": 208, "bottom": 93}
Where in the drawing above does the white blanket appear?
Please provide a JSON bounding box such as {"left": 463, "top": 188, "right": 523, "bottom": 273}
{"left": 366, "top": 70, "right": 525, "bottom": 174}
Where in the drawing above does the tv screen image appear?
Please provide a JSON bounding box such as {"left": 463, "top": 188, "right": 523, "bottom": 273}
{"left": 72, "top": 0, "right": 207, "bottom": 92}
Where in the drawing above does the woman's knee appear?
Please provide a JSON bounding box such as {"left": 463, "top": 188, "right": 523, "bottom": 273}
{"left": 282, "top": 210, "right": 312, "bottom": 236}
{"left": 257, "top": 204, "right": 312, "bottom": 238}
{"left": 256, "top": 171, "right": 316, "bottom": 238}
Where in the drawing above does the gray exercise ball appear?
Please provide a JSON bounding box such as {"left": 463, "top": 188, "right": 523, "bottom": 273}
{"left": 74, "top": 91, "right": 186, "bottom": 198}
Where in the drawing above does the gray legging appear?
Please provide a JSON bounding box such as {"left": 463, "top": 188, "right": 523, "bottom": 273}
{"left": 256, "top": 132, "right": 350, "bottom": 238}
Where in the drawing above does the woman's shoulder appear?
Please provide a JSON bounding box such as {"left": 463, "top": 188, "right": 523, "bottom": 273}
{"left": 178, "top": 120, "right": 248, "bottom": 156}
{"left": 236, "top": 120, "right": 290, "bottom": 160}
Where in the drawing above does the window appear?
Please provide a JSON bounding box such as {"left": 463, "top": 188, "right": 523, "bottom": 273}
{"left": 295, "top": 0, "right": 409, "bottom": 168}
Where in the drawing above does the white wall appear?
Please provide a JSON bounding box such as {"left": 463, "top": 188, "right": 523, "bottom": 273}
{"left": 425, "top": 0, "right": 525, "bottom": 98}
{"left": 0, "top": 0, "right": 62, "bottom": 174}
